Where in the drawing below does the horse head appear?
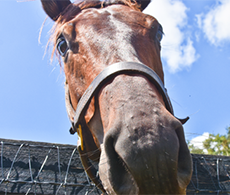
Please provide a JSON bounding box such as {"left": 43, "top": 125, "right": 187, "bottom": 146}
{"left": 41, "top": 0, "right": 192, "bottom": 194}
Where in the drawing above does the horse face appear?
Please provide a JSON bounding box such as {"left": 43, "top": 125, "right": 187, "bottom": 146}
{"left": 41, "top": 0, "right": 192, "bottom": 194}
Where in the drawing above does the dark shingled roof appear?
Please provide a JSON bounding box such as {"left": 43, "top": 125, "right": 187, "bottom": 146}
{"left": 1, "top": 138, "right": 230, "bottom": 195}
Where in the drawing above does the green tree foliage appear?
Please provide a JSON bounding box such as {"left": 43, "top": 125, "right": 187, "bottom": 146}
{"left": 188, "top": 127, "right": 230, "bottom": 156}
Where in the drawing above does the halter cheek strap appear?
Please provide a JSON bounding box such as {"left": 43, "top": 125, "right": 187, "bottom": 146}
{"left": 65, "top": 86, "right": 106, "bottom": 192}
{"left": 64, "top": 83, "right": 84, "bottom": 150}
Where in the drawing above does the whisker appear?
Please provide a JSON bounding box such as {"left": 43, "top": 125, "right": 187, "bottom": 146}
{"left": 80, "top": 147, "right": 101, "bottom": 157}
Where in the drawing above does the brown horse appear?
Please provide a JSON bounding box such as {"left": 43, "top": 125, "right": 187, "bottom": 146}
{"left": 41, "top": 0, "right": 192, "bottom": 194}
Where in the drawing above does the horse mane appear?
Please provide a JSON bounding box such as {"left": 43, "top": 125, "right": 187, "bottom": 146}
{"left": 43, "top": 0, "right": 141, "bottom": 65}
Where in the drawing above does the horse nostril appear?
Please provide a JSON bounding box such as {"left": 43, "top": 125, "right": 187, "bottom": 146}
{"left": 99, "top": 134, "right": 138, "bottom": 194}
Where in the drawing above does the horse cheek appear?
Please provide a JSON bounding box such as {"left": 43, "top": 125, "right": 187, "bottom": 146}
{"left": 84, "top": 97, "right": 95, "bottom": 123}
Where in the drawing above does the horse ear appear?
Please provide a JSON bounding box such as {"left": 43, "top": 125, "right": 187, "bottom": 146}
{"left": 41, "top": 0, "right": 72, "bottom": 21}
{"left": 136, "top": 0, "right": 150, "bottom": 11}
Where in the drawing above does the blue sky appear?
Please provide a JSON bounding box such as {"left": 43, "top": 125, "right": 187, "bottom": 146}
{"left": 0, "top": 0, "right": 230, "bottom": 146}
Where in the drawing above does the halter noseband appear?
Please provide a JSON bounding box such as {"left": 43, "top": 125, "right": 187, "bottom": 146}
{"left": 66, "top": 62, "right": 188, "bottom": 135}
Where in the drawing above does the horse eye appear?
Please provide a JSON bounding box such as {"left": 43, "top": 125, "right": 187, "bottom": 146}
{"left": 156, "top": 30, "right": 163, "bottom": 42}
{"left": 156, "top": 24, "right": 164, "bottom": 42}
{"left": 57, "top": 37, "right": 68, "bottom": 56}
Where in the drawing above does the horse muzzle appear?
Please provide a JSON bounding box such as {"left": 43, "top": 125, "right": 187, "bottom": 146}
{"left": 99, "top": 115, "right": 192, "bottom": 195}
{"left": 95, "top": 73, "right": 192, "bottom": 195}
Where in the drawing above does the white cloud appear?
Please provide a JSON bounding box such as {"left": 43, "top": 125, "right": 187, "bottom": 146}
{"left": 197, "top": 0, "right": 230, "bottom": 46}
{"left": 144, "top": 0, "right": 199, "bottom": 73}
{"left": 190, "top": 132, "right": 210, "bottom": 150}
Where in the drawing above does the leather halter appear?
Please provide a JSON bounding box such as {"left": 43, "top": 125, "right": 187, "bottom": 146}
{"left": 66, "top": 61, "right": 189, "bottom": 137}
{"left": 68, "top": 62, "right": 175, "bottom": 131}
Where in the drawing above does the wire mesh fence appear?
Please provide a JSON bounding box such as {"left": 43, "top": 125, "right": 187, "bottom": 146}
{"left": 187, "top": 154, "right": 230, "bottom": 195}
{"left": 0, "top": 139, "right": 101, "bottom": 195}
{"left": 1, "top": 138, "right": 230, "bottom": 194}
